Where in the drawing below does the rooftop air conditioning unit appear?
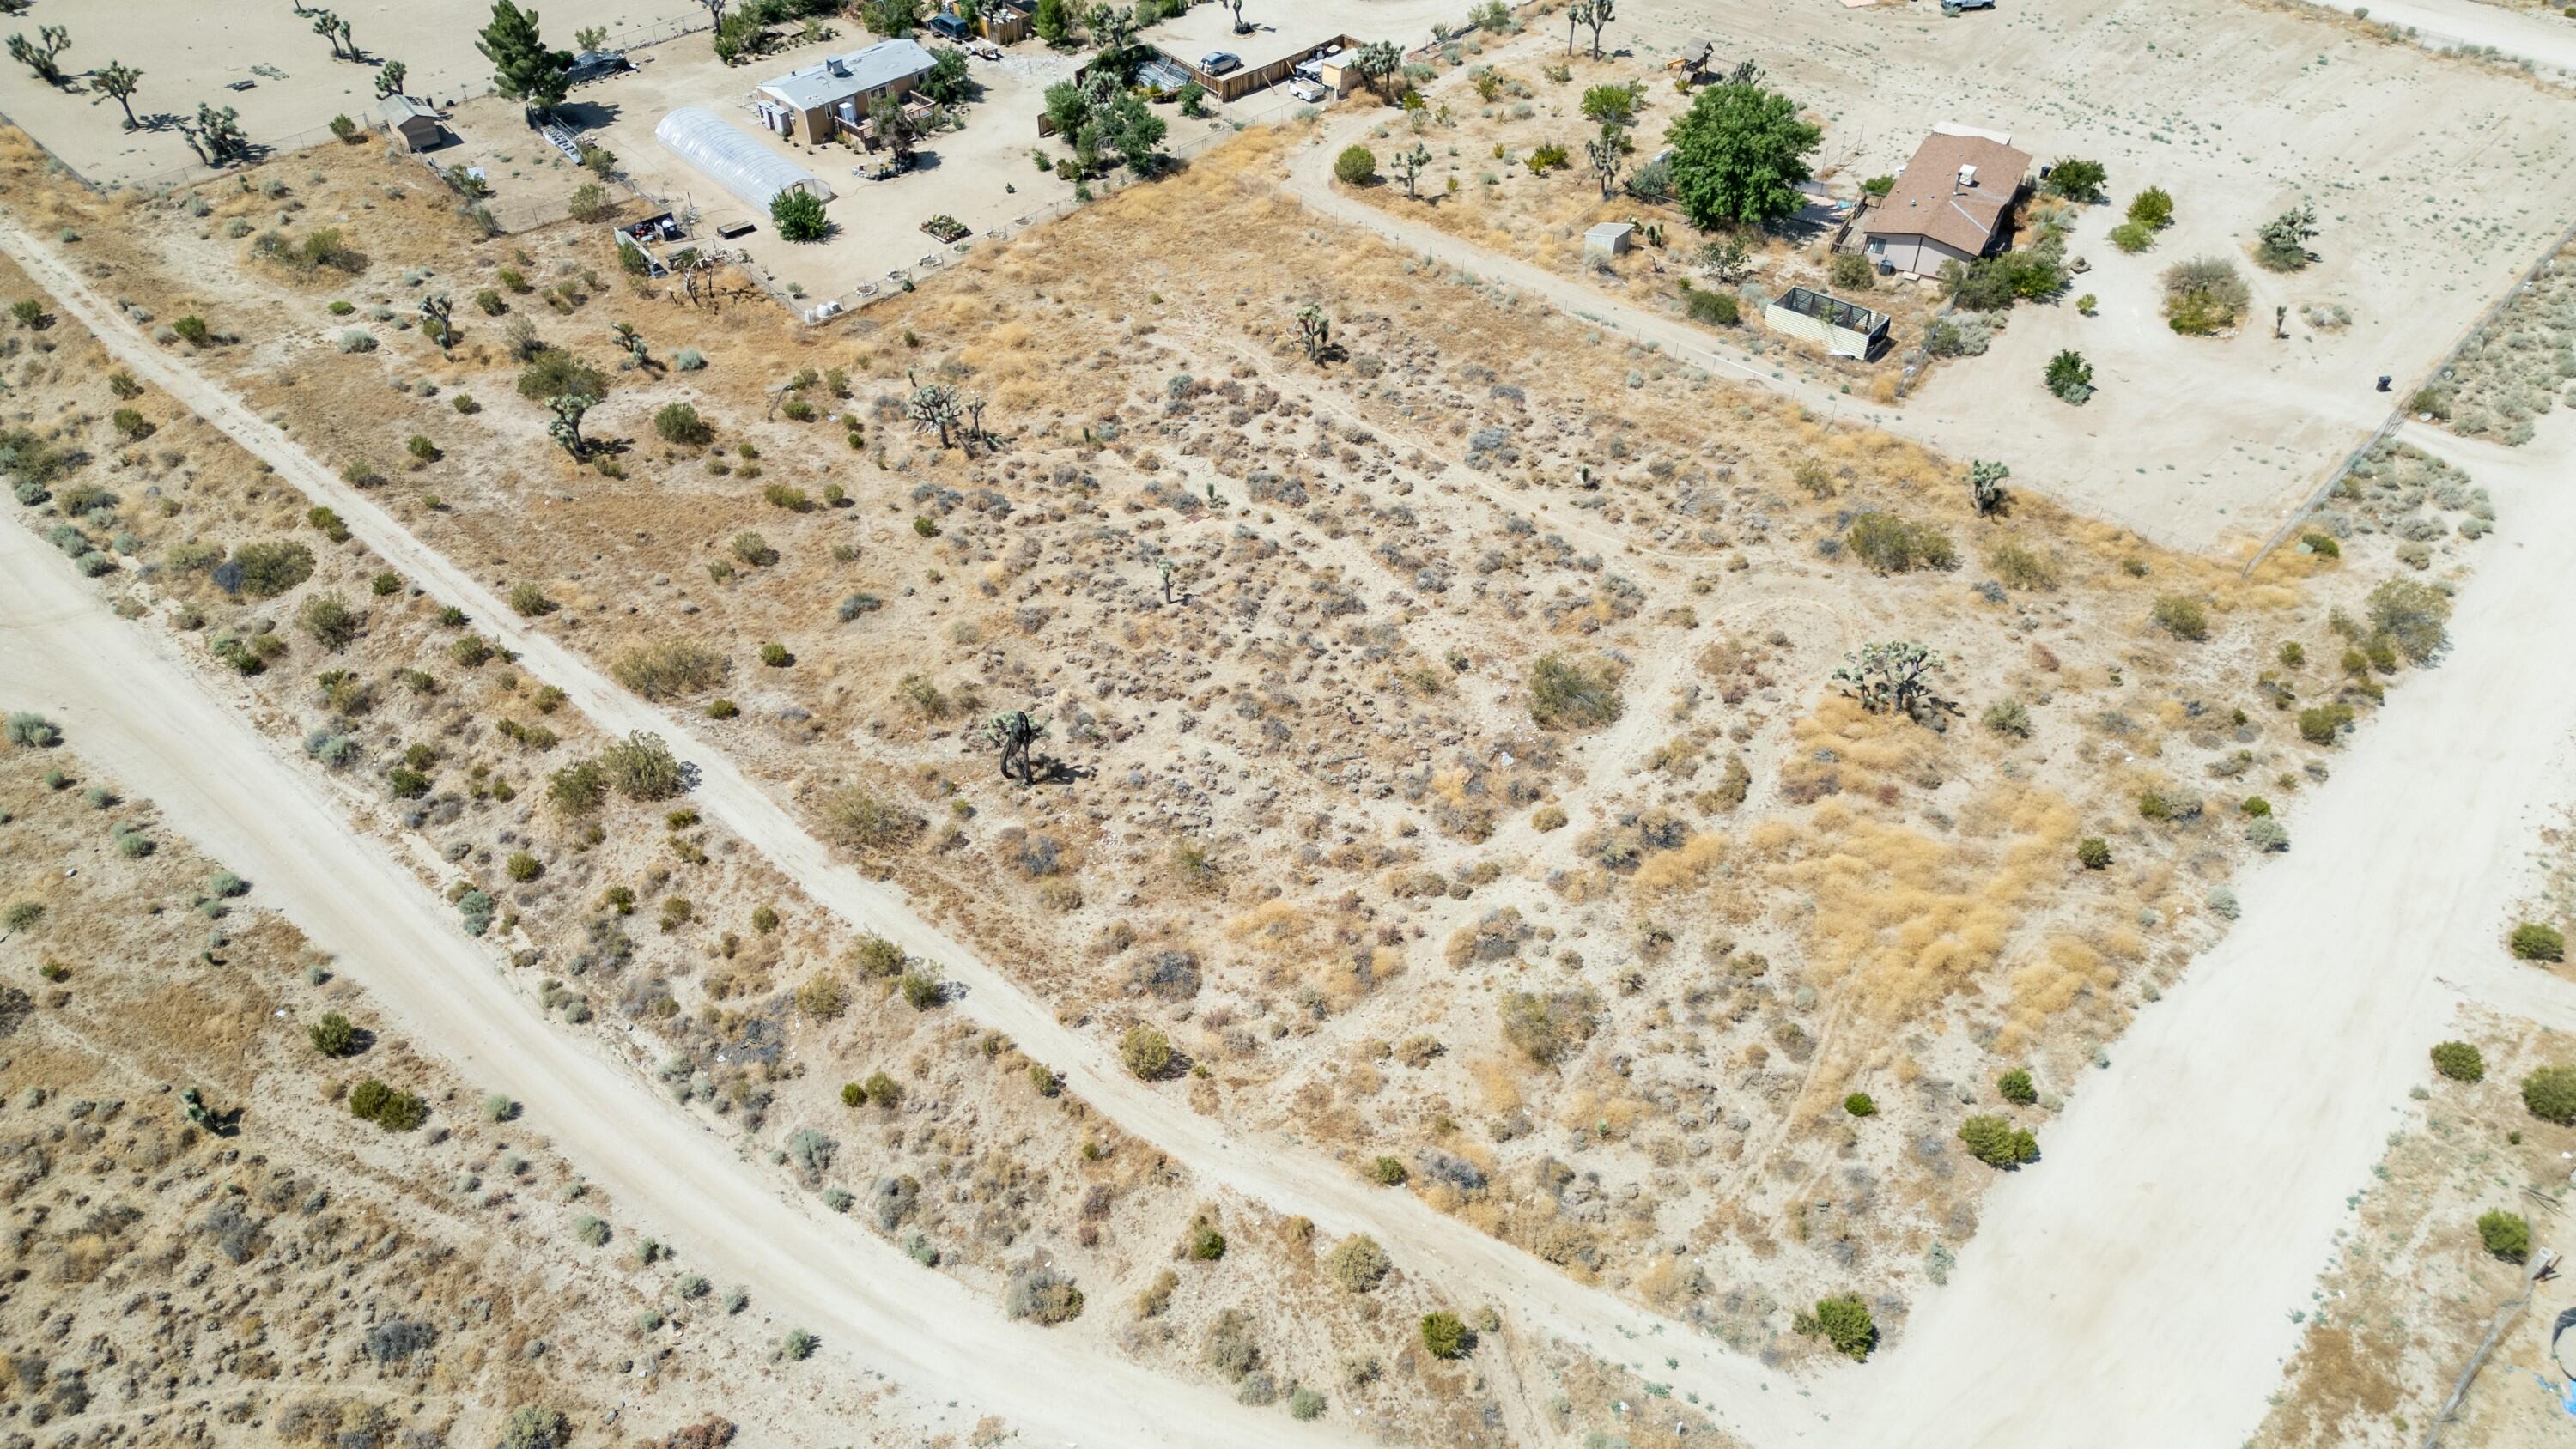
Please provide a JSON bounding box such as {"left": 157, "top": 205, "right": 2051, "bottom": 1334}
{"left": 827, "top": 58, "right": 848, "bottom": 76}
{"left": 1957, "top": 164, "right": 1978, "bottom": 188}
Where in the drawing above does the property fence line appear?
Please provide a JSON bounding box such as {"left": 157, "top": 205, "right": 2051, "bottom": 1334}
{"left": 2239, "top": 209, "right": 2576, "bottom": 576}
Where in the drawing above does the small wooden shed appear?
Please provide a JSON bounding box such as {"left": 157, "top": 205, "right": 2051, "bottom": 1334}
{"left": 380, "top": 94, "right": 441, "bottom": 152}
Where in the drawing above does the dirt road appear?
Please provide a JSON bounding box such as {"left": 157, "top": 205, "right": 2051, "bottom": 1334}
{"left": 1814, "top": 417, "right": 2576, "bottom": 1446}
{"left": 2307, "top": 0, "right": 2576, "bottom": 71}
{"left": 0, "top": 521, "right": 1314, "bottom": 1447}
{"left": 0, "top": 226, "right": 1827, "bottom": 1444}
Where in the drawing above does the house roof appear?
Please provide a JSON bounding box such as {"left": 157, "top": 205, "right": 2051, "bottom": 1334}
{"left": 1863, "top": 131, "right": 2032, "bottom": 255}
{"left": 379, "top": 94, "right": 434, "bottom": 127}
{"left": 756, "top": 38, "right": 935, "bottom": 111}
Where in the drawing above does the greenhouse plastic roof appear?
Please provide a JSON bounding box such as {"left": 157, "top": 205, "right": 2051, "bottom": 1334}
{"left": 652, "top": 107, "right": 833, "bottom": 214}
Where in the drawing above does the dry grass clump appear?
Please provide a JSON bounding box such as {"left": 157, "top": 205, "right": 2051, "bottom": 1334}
{"left": 821, "top": 786, "right": 922, "bottom": 852}
{"left": 612, "top": 639, "right": 728, "bottom": 700}
{"left": 1528, "top": 652, "right": 1625, "bottom": 731}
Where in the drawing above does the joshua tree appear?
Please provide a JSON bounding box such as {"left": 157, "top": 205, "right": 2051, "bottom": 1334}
{"left": 8, "top": 24, "right": 69, "bottom": 85}
{"left": 1157, "top": 556, "right": 1176, "bottom": 603}
{"left": 1968, "top": 459, "right": 2008, "bottom": 516}
{"left": 611, "top": 320, "right": 656, "bottom": 371}
{"left": 180, "top": 104, "right": 250, "bottom": 166}
{"left": 1395, "top": 141, "right": 1432, "bottom": 198}
{"left": 547, "top": 391, "right": 594, "bottom": 458}
{"left": 1587, "top": 121, "right": 1625, "bottom": 200}
{"left": 961, "top": 392, "right": 992, "bottom": 452}
{"left": 908, "top": 373, "right": 963, "bottom": 448}
{"left": 1295, "top": 303, "right": 1330, "bottom": 361}
{"left": 1832, "top": 642, "right": 1952, "bottom": 722}
{"left": 418, "top": 293, "right": 454, "bottom": 354}
{"left": 180, "top": 1087, "right": 216, "bottom": 1131}
{"left": 91, "top": 59, "right": 142, "bottom": 128}
{"left": 1087, "top": 3, "right": 1139, "bottom": 68}
{"left": 1221, "top": 0, "right": 1249, "bottom": 33}
{"left": 313, "top": 10, "right": 347, "bottom": 57}
{"left": 980, "top": 710, "right": 1047, "bottom": 785}
{"left": 1351, "top": 39, "right": 1402, "bottom": 103}
{"left": 375, "top": 58, "right": 408, "bottom": 97}
{"left": 867, "top": 93, "right": 917, "bottom": 164}
{"left": 1573, "top": 0, "right": 1614, "bottom": 59}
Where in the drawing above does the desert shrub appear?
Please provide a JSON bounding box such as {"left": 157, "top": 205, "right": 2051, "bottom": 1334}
{"left": 1419, "top": 1311, "right": 1472, "bottom": 1359}
{"left": 2478, "top": 1209, "right": 2531, "bottom": 1263}
{"left": 898, "top": 967, "right": 944, "bottom": 1009}
{"left": 771, "top": 189, "right": 828, "bottom": 240}
{"left": 231, "top": 540, "right": 315, "bottom": 597}
{"left": 1985, "top": 539, "right": 2059, "bottom": 591}
{"left": 1121, "top": 1025, "right": 1175, "bottom": 1079}
{"left": 1334, "top": 145, "right": 1378, "bottom": 185}
{"left": 456, "top": 889, "right": 495, "bottom": 936}
{"left": 2296, "top": 703, "right": 2352, "bottom": 745}
{"left": 1187, "top": 1224, "right": 1227, "bottom": 1261}
{"left": 548, "top": 758, "right": 608, "bottom": 813}
{"left": 1844, "top": 1092, "right": 1877, "bottom": 1117}
{"left": 2043, "top": 157, "right": 2105, "bottom": 201}
{"left": 506, "top": 851, "right": 543, "bottom": 882}
{"left": 860, "top": 1070, "right": 901, "bottom": 1108}
{"left": 6, "top": 712, "right": 61, "bottom": 747}
{"left": 1845, "top": 511, "right": 1956, "bottom": 573}
{"left": 1288, "top": 1387, "right": 1327, "bottom": 1421}
{"left": 347, "top": 1077, "right": 428, "bottom": 1131}
{"left": 1005, "top": 1264, "right": 1084, "bottom": 1325}
{"left": 1325, "top": 1234, "right": 1391, "bottom": 1293}
{"left": 2076, "top": 838, "right": 2111, "bottom": 870}
{"left": 1681, "top": 285, "right": 1739, "bottom": 325}
{"left": 308, "top": 1012, "right": 356, "bottom": 1057}
{"left": 297, "top": 591, "right": 361, "bottom": 650}
{"left": 1982, "top": 698, "right": 2032, "bottom": 738}
{"left": 1827, "top": 251, "right": 1874, "bottom": 290}
{"left": 574, "top": 1216, "right": 610, "bottom": 1246}
{"left": 2151, "top": 595, "right": 2210, "bottom": 641}
{"left": 498, "top": 1407, "right": 568, "bottom": 1449}
{"left": 2521, "top": 1065, "right": 2576, "bottom": 1124}
{"left": 508, "top": 582, "right": 555, "bottom": 616}
{"left": 1499, "top": 987, "right": 1601, "bottom": 1065}
{"left": 787, "top": 1128, "right": 835, "bottom": 1176}
{"left": 516, "top": 349, "right": 609, "bottom": 401}
{"left": 2163, "top": 256, "right": 2249, "bottom": 335}
{"left": 2108, "top": 221, "right": 2154, "bottom": 254}
{"left": 2430, "top": 1041, "right": 2485, "bottom": 1082}
{"left": 2245, "top": 817, "right": 2288, "bottom": 852}
{"left": 2511, "top": 923, "right": 2567, "bottom": 961}
{"left": 1809, "top": 1294, "right": 1877, "bottom": 1360}
{"left": 613, "top": 639, "right": 726, "bottom": 699}
{"left": 779, "top": 1328, "right": 817, "bottom": 1360}
{"left": 823, "top": 787, "right": 921, "bottom": 851}
{"left": 1366, "top": 1155, "right": 1409, "bottom": 1186}
{"left": 600, "top": 731, "right": 683, "bottom": 800}
{"left": 655, "top": 403, "right": 713, "bottom": 446}
{"left": 1527, "top": 652, "right": 1624, "bottom": 730}
{"left": 1958, "top": 1114, "right": 2038, "bottom": 1167}
{"left": 2044, "top": 348, "right": 2093, "bottom": 403}
{"left": 2127, "top": 185, "right": 2173, "bottom": 227}
{"left": 1997, "top": 1068, "right": 2038, "bottom": 1105}
{"left": 568, "top": 182, "right": 613, "bottom": 223}
{"left": 2366, "top": 578, "right": 2450, "bottom": 663}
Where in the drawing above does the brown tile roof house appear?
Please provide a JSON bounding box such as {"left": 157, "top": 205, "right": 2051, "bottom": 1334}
{"left": 1862, "top": 131, "right": 2033, "bottom": 276}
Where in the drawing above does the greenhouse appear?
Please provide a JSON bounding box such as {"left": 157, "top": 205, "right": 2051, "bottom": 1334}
{"left": 652, "top": 107, "right": 834, "bottom": 214}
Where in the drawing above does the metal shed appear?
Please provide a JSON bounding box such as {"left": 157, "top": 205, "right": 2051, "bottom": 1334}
{"left": 653, "top": 106, "right": 834, "bottom": 214}
{"left": 379, "top": 94, "right": 441, "bottom": 153}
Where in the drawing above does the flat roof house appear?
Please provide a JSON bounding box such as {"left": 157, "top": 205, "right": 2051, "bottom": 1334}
{"left": 753, "top": 38, "right": 936, "bottom": 146}
{"left": 1861, "top": 130, "right": 2032, "bottom": 278}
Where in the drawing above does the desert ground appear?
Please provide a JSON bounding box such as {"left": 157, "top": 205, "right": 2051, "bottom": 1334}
{"left": 0, "top": 0, "right": 705, "bottom": 185}
{"left": 6, "top": 0, "right": 2576, "bottom": 1445}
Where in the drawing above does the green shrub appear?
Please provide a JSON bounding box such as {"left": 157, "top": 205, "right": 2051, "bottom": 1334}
{"left": 1997, "top": 1068, "right": 2038, "bottom": 1105}
{"left": 898, "top": 968, "right": 944, "bottom": 1010}
{"left": 2044, "top": 349, "right": 2093, "bottom": 404}
{"left": 655, "top": 402, "right": 712, "bottom": 446}
{"left": 1809, "top": 1294, "right": 1877, "bottom": 1360}
{"left": 2297, "top": 702, "right": 2354, "bottom": 745}
{"left": 2163, "top": 255, "right": 2249, "bottom": 335}
{"left": 348, "top": 1076, "right": 428, "bottom": 1131}
{"left": 6, "top": 712, "right": 62, "bottom": 748}
{"left": 2478, "top": 1208, "right": 2530, "bottom": 1263}
{"left": 1187, "top": 1224, "right": 1227, "bottom": 1261}
{"left": 297, "top": 591, "right": 361, "bottom": 650}
{"left": 1121, "top": 1025, "right": 1175, "bottom": 1079}
{"left": 2126, "top": 186, "right": 2173, "bottom": 227}
{"left": 1827, "top": 252, "right": 1874, "bottom": 290}
{"left": 2511, "top": 923, "right": 2566, "bottom": 962}
{"left": 1334, "top": 145, "right": 1378, "bottom": 185}
{"left": 1958, "top": 1113, "right": 2038, "bottom": 1167}
{"left": 1845, "top": 511, "right": 1956, "bottom": 573}
{"left": 1419, "top": 1310, "right": 1471, "bottom": 1359}
{"left": 612, "top": 639, "right": 726, "bottom": 700}
{"left": 600, "top": 731, "right": 683, "bottom": 800}
{"left": 2151, "top": 595, "right": 2210, "bottom": 641}
{"left": 1365, "top": 1155, "right": 1409, "bottom": 1186}
{"left": 1325, "top": 1234, "right": 1390, "bottom": 1293}
{"left": 516, "top": 349, "right": 609, "bottom": 401}
{"left": 2042, "top": 157, "right": 2105, "bottom": 202}
{"left": 2430, "top": 1041, "right": 2485, "bottom": 1082}
{"left": 2366, "top": 578, "right": 2450, "bottom": 664}
{"left": 1681, "top": 284, "right": 1740, "bottom": 325}
{"left": 231, "top": 540, "right": 315, "bottom": 597}
{"left": 1843, "top": 1092, "right": 1876, "bottom": 1117}
{"left": 2521, "top": 1064, "right": 2576, "bottom": 1125}
{"left": 2108, "top": 221, "right": 2154, "bottom": 254}
{"left": 2075, "top": 838, "right": 2110, "bottom": 870}
{"left": 771, "top": 189, "right": 829, "bottom": 241}
{"left": 1527, "top": 652, "right": 1624, "bottom": 731}
{"left": 309, "top": 1012, "right": 356, "bottom": 1057}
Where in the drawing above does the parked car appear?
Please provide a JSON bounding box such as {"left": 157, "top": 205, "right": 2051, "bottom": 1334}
{"left": 928, "top": 13, "right": 969, "bottom": 40}
{"left": 1200, "top": 51, "right": 1242, "bottom": 76}
{"left": 1286, "top": 77, "right": 1326, "bottom": 104}
{"left": 1940, "top": 0, "right": 1996, "bottom": 12}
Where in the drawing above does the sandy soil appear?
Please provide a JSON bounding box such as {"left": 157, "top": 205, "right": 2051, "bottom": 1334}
{"left": 0, "top": 0, "right": 703, "bottom": 185}
{"left": 1816, "top": 414, "right": 2576, "bottom": 1446}
{"left": 0, "top": 507, "right": 1333, "bottom": 1446}
{"left": 0, "top": 209, "right": 1824, "bottom": 1445}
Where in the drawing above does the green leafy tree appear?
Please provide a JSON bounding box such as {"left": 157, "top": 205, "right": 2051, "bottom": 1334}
{"left": 771, "top": 188, "right": 829, "bottom": 240}
{"left": 1580, "top": 82, "right": 1637, "bottom": 124}
{"left": 919, "top": 46, "right": 972, "bottom": 104}
{"left": 2127, "top": 185, "right": 2173, "bottom": 228}
{"left": 2042, "top": 157, "right": 2105, "bottom": 202}
{"left": 1420, "top": 1310, "right": 1472, "bottom": 1359}
{"left": 1663, "top": 81, "right": 1820, "bottom": 229}
{"left": 1334, "top": 144, "right": 1376, "bottom": 185}
{"left": 1103, "top": 91, "right": 1164, "bottom": 173}
{"left": 2523, "top": 1064, "right": 2576, "bottom": 1125}
{"left": 478, "top": 1, "right": 574, "bottom": 116}
{"left": 1035, "top": 0, "right": 1072, "bottom": 45}
{"left": 90, "top": 59, "right": 142, "bottom": 128}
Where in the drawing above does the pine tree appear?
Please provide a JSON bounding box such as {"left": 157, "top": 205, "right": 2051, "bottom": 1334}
{"left": 478, "top": 1, "right": 572, "bottom": 114}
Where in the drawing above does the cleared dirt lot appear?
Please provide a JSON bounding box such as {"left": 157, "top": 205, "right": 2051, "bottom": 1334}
{"left": 1378, "top": 0, "right": 2576, "bottom": 553}
{"left": 0, "top": 0, "right": 701, "bottom": 185}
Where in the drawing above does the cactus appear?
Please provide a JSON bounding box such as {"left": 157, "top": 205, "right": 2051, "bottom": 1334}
{"left": 1969, "top": 459, "right": 2008, "bottom": 515}
{"left": 1832, "top": 641, "right": 1952, "bottom": 721}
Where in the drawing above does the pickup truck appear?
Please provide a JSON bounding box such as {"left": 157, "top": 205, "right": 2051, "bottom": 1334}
{"left": 1941, "top": 0, "right": 1996, "bottom": 14}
